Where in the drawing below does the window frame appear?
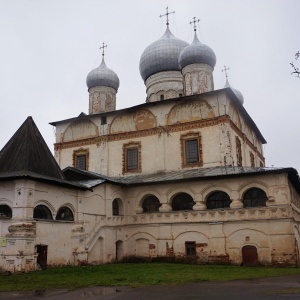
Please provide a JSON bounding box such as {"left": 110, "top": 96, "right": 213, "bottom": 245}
{"left": 73, "top": 148, "right": 89, "bottom": 171}
{"left": 185, "top": 241, "right": 196, "bottom": 257}
{"left": 180, "top": 132, "right": 203, "bottom": 168}
{"left": 122, "top": 142, "right": 141, "bottom": 174}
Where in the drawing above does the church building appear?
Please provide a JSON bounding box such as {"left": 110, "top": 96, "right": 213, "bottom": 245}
{"left": 1, "top": 13, "right": 300, "bottom": 273}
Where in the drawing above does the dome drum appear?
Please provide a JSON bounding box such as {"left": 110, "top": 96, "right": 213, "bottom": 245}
{"left": 145, "top": 70, "right": 184, "bottom": 102}
{"left": 182, "top": 64, "right": 214, "bottom": 95}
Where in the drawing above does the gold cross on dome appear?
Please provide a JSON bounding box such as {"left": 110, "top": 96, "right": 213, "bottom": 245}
{"left": 99, "top": 42, "right": 107, "bottom": 57}
{"left": 190, "top": 17, "right": 200, "bottom": 32}
{"left": 222, "top": 65, "right": 230, "bottom": 78}
{"left": 159, "top": 7, "right": 175, "bottom": 26}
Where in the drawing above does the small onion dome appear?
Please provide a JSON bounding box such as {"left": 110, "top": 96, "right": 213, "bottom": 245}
{"left": 179, "top": 32, "right": 216, "bottom": 70}
{"left": 139, "top": 27, "right": 189, "bottom": 82}
{"left": 225, "top": 78, "right": 244, "bottom": 105}
{"left": 86, "top": 58, "right": 120, "bottom": 90}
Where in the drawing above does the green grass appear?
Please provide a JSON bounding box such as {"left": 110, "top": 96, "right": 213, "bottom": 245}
{"left": 1, "top": 263, "right": 300, "bottom": 292}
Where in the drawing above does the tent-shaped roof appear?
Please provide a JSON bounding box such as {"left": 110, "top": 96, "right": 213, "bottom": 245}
{"left": 0, "top": 116, "right": 65, "bottom": 179}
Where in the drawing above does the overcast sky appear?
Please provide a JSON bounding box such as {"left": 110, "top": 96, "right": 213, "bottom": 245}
{"left": 0, "top": 0, "right": 299, "bottom": 171}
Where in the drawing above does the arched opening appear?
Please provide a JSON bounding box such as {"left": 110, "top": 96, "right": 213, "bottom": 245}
{"left": 0, "top": 204, "right": 12, "bottom": 218}
{"left": 112, "top": 198, "right": 123, "bottom": 216}
{"left": 206, "top": 191, "right": 231, "bottom": 209}
{"left": 33, "top": 205, "right": 53, "bottom": 220}
{"left": 172, "top": 193, "right": 195, "bottom": 211}
{"left": 56, "top": 206, "right": 74, "bottom": 221}
{"left": 243, "top": 188, "right": 267, "bottom": 208}
{"left": 242, "top": 245, "right": 258, "bottom": 266}
{"left": 142, "top": 195, "right": 161, "bottom": 213}
{"left": 112, "top": 199, "right": 119, "bottom": 216}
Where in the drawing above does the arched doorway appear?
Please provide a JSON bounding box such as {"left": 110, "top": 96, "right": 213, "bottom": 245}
{"left": 242, "top": 245, "right": 258, "bottom": 266}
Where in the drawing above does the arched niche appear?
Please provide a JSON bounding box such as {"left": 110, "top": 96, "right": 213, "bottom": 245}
{"left": 63, "top": 119, "right": 98, "bottom": 142}
{"left": 110, "top": 109, "right": 157, "bottom": 134}
{"left": 167, "top": 100, "right": 215, "bottom": 125}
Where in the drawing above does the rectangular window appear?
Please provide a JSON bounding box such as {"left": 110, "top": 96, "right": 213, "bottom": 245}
{"left": 126, "top": 148, "right": 138, "bottom": 170}
{"left": 76, "top": 155, "right": 86, "bottom": 170}
{"left": 101, "top": 116, "right": 107, "bottom": 125}
{"left": 123, "top": 142, "right": 141, "bottom": 174}
{"left": 73, "top": 148, "right": 89, "bottom": 171}
{"left": 180, "top": 132, "right": 202, "bottom": 168}
{"left": 185, "top": 241, "right": 196, "bottom": 257}
{"left": 185, "top": 139, "right": 199, "bottom": 163}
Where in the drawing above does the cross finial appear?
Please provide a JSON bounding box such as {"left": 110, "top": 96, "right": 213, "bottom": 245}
{"left": 99, "top": 42, "right": 107, "bottom": 57}
{"left": 190, "top": 17, "right": 200, "bottom": 32}
{"left": 159, "top": 7, "right": 175, "bottom": 26}
{"left": 222, "top": 65, "right": 230, "bottom": 79}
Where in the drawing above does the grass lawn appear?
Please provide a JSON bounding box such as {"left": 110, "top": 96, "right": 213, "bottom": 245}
{"left": 1, "top": 263, "right": 300, "bottom": 292}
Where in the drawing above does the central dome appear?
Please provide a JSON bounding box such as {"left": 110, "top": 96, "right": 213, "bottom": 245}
{"left": 139, "top": 27, "right": 189, "bottom": 82}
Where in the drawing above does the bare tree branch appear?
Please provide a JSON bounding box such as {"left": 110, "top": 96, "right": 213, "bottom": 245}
{"left": 291, "top": 51, "right": 300, "bottom": 78}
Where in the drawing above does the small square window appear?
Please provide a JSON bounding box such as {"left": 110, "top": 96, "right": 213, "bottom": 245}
{"left": 185, "top": 241, "right": 196, "bottom": 257}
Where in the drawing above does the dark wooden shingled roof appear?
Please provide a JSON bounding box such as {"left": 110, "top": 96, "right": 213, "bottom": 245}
{"left": 0, "top": 116, "right": 65, "bottom": 179}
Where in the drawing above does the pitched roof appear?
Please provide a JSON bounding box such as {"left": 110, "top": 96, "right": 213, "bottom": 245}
{"left": 0, "top": 116, "right": 65, "bottom": 180}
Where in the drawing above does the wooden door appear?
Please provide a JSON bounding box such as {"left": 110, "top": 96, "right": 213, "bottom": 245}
{"left": 242, "top": 245, "right": 258, "bottom": 266}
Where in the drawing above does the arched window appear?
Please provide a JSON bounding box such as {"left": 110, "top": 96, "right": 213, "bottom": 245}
{"left": 206, "top": 191, "right": 231, "bottom": 209}
{"left": 56, "top": 206, "right": 74, "bottom": 221}
{"left": 112, "top": 199, "right": 119, "bottom": 216}
{"left": 142, "top": 196, "right": 161, "bottom": 213}
{"left": 0, "top": 205, "right": 12, "bottom": 218}
{"left": 172, "top": 193, "right": 195, "bottom": 211}
{"left": 243, "top": 188, "right": 267, "bottom": 208}
{"left": 33, "top": 205, "right": 53, "bottom": 220}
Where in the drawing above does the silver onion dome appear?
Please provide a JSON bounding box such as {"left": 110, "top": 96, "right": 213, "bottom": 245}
{"left": 139, "top": 27, "right": 189, "bottom": 82}
{"left": 179, "top": 32, "right": 216, "bottom": 69}
{"left": 225, "top": 78, "right": 244, "bottom": 105}
{"left": 86, "top": 58, "right": 120, "bottom": 90}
